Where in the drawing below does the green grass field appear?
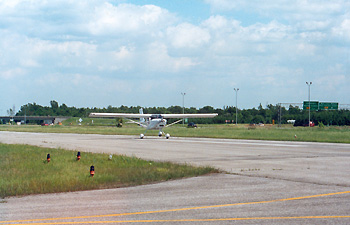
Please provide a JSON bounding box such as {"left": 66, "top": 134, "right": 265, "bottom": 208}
{"left": 0, "top": 143, "right": 218, "bottom": 198}
{"left": 1, "top": 120, "right": 350, "bottom": 143}
{"left": 1, "top": 121, "right": 349, "bottom": 198}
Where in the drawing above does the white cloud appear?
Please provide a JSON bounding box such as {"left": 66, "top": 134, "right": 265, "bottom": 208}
{"left": 113, "top": 46, "right": 133, "bottom": 60}
{"left": 243, "top": 21, "right": 291, "bottom": 42}
{"left": 296, "top": 43, "right": 316, "bottom": 55}
{"left": 87, "top": 3, "right": 175, "bottom": 36}
{"left": 332, "top": 19, "right": 350, "bottom": 40}
{"left": 202, "top": 15, "right": 230, "bottom": 30}
{"left": 0, "top": 1, "right": 176, "bottom": 41}
{"left": 297, "top": 20, "right": 331, "bottom": 31}
{"left": 96, "top": 46, "right": 136, "bottom": 72}
{"left": 317, "top": 74, "right": 347, "bottom": 95}
{"left": 0, "top": 68, "right": 25, "bottom": 79}
{"left": 202, "top": 15, "right": 242, "bottom": 36}
{"left": 0, "top": 0, "right": 349, "bottom": 110}
{"left": 299, "top": 32, "right": 326, "bottom": 42}
{"left": 166, "top": 23, "right": 211, "bottom": 48}
{"left": 203, "top": 17, "right": 291, "bottom": 44}
{"left": 205, "top": 0, "right": 349, "bottom": 24}
{"left": 144, "top": 42, "right": 198, "bottom": 72}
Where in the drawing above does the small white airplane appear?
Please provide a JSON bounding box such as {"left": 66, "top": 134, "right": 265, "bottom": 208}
{"left": 89, "top": 110, "right": 218, "bottom": 139}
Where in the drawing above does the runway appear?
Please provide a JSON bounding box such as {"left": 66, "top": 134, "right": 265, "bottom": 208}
{"left": 1, "top": 131, "right": 350, "bottom": 224}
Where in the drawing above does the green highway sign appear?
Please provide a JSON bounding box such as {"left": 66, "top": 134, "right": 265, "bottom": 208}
{"left": 303, "top": 101, "right": 339, "bottom": 111}
{"left": 303, "top": 101, "right": 319, "bottom": 111}
{"left": 319, "top": 102, "right": 338, "bottom": 110}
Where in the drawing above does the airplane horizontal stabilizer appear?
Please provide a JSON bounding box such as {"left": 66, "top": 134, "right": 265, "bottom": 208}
{"left": 125, "top": 118, "right": 148, "bottom": 128}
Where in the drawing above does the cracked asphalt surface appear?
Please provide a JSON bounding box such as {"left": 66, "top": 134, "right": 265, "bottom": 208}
{"left": 1, "top": 131, "right": 350, "bottom": 224}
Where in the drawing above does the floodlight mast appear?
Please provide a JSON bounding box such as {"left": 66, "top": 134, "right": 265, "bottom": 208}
{"left": 234, "top": 88, "right": 239, "bottom": 125}
{"left": 306, "top": 82, "right": 312, "bottom": 127}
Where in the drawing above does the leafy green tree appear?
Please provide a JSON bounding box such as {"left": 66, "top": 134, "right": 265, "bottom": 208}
{"left": 14, "top": 101, "right": 350, "bottom": 126}
{"left": 198, "top": 106, "right": 214, "bottom": 113}
{"left": 252, "top": 115, "right": 265, "bottom": 124}
{"left": 7, "top": 105, "right": 16, "bottom": 117}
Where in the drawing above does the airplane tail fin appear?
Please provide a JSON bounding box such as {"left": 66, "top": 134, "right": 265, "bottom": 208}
{"left": 139, "top": 108, "right": 145, "bottom": 123}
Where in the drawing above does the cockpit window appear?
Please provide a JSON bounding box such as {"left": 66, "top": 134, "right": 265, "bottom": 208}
{"left": 150, "top": 114, "right": 163, "bottom": 119}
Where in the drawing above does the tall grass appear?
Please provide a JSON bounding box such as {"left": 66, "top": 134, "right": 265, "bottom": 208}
{"left": 0, "top": 143, "right": 218, "bottom": 198}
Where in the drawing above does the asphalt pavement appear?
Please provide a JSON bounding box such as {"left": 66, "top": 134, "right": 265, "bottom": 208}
{"left": 1, "top": 131, "right": 350, "bottom": 224}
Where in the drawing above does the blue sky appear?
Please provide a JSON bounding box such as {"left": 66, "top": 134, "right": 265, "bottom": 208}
{"left": 1, "top": 0, "right": 349, "bottom": 114}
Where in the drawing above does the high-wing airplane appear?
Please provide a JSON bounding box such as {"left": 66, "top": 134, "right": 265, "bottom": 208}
{"left": 89, "top": 110, "right": 218, "bottom": 139}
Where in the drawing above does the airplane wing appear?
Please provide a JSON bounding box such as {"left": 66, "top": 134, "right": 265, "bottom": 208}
{"left": 161, "top": 113, "right": 218, "bottom": 118}
{"left": 89, "top": 113, "right": 218, "bottom": 119}
{"left": 89, "top": 113, "right": 152, "bottom": 118}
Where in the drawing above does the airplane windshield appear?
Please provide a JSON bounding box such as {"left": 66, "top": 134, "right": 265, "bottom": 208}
{"left": 150, "top": 114, "right": 163, "bottom": 119}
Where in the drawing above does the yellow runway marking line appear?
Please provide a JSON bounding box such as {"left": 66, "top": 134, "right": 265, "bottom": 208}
{"left": 1, "top": 190, "right": 349, "bottom": 224}
{"left": 4, "top": 216, "right": 350, "bottom": 224}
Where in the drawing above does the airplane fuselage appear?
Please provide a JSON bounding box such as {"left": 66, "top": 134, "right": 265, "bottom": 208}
{"left": 146, "top": 115, "right": 167, "bottom": 130}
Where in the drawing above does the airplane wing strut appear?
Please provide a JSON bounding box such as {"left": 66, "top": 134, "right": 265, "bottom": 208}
{"left": 165, "top": 119, "right": 183, "bottom": 127}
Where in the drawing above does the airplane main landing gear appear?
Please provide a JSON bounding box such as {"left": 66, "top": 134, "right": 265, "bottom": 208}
{"left": 140, "top": 132, "right": 170, "bottom": 139}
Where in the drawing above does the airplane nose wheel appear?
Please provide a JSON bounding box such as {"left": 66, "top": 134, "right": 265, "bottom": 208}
{"left": 158, "top": 131, "right": 163, "bottom": 137}
{"left": 166, "top": 133, "right": 170, "bottom": 139}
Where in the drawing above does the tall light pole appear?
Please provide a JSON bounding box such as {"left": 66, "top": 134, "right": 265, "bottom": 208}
{"left": 234, "top": 88, "right": 239, "bottom": 125}
{"left": 181, "top": 92, "right": 186, "bottom": 126}
{"left": 306, "top": 82, "right": 312, "bottom": 127}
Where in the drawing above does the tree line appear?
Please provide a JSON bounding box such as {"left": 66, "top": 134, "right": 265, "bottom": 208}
{"left": 13, "top": 100, "right": 350, "bottom": 126}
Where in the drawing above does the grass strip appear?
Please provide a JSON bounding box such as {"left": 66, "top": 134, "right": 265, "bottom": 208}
{"left": 1, "top": 123, "right": 350, "bottom": 143}
{"left": 0, "top": 143, "right": 218, "bottom": 198}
